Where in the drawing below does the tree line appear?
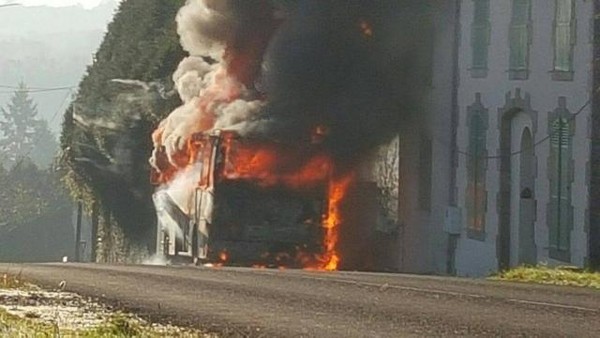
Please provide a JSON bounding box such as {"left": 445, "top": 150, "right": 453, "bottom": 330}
{"left": 58, "top": 0, "right": 186, "bottom": 260}
{"left": 0, "top": 83, "right": 72, "bottom": 262}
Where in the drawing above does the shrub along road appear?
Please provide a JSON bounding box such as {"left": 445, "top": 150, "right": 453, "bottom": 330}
{"left": 1, "top": 263, "right": 599, "bottom": 337}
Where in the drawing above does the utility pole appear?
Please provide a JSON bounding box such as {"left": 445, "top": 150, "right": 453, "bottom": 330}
{"left": 91, "top": 202, "right": 99, "bottom": 262}
{"left": 75, "top": 201, "right": 83, "bottom": 262}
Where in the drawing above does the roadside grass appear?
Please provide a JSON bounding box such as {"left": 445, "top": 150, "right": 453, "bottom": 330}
{"left": 0, "top": 309, "right": 208, "bottom": 337}
{"left": 0, "top": 307, "right": 57, "bottom": 336}
{"left": 1, "top": 272, "right": 29, "bottom": 289}
{"left": 491, "top": 265, "right": 600, "bottom": 289}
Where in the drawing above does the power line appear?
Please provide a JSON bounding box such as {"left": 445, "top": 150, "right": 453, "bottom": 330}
{"left": 0, "top": 84, "right": 74, "bottom": 89}
{"left": 0, "top": 86, "right": 76, "bottom": 94}
{"left": 434, "top": 91, "right": 595, "bottom": 161}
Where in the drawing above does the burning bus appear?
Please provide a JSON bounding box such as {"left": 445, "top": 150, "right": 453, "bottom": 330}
{"left": 151, "top": 130, "right": 345, "bottom": 269}
{"left": 145, "top": 0, "right": 398, "bottom": 271}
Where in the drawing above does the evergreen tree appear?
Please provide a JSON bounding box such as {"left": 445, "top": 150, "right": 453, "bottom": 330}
{"left": 0, "top": 83, "right": 38, "bottom": 165}
{"left": 30, "top": 119, "right": 59, "bottom": 169}
{"left": 0, "top": 82, "right": 58, "bottom": 169}
{"left": 0, "top": 158, "right": 69, "bottom": 229}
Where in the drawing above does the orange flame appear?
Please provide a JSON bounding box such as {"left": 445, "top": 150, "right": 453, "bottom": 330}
{"left": 359, "top": 19, "right": 373, "bottom": 38}
{"left": 321, "top": 174, "right": 353, "bottom": 271}
{"left": 300, "top": 174, "right": 354, "bottom": 272}
{"left": 221, "top": 138, "right": 333, "bottom": 190}
{"left": 219, "top": 250, "right": 229, "bottom": 262}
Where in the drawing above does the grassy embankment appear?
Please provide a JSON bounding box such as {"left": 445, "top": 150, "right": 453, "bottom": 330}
{"left": 492, "top": 265, "right": 600, "bottom": 289}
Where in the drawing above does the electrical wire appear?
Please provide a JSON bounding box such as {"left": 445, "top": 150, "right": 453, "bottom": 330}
{"left": 0, "top": 86, "right": 75, "bottom": 94}
{"left": 434, "top": 90, "right": 596, "bottom": 161}
{"left": 0, "top": 84, "right": 74, "bottom": 89}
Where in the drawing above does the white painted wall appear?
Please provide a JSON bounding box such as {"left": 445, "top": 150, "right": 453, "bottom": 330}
{"left": 455, "top": 0, "right": 594, "bottom": 276}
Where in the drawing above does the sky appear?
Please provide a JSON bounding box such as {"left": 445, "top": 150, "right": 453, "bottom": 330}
{"left": 0, "top": 0, "right": 118, "bottom": 9}
{"left": 0, "top": 0, "right": 120, "bottom": 132}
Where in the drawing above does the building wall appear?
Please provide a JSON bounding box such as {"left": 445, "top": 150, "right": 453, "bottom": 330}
{"left": 455, "top": 0, "right": 594, "bottom": 276}
{"left": 423, "top": 0, "right": 461, "bottom": 274}
{"left": 368, "top": 1, "right": 460, "bottom": 274}
{"left": 379, "top": 1, "right": 460, "bottom": 274}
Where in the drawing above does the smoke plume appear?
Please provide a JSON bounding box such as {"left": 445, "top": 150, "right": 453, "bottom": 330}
{"left": 152, "top": 0, "right": 430, "bottom": 171}
{"left": 151, "top": 0, "right": 278, "bottom": 171}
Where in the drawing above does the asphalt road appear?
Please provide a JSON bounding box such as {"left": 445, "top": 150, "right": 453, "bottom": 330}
{"left": 1, "top": 263, "right": 599, "bottom": 337}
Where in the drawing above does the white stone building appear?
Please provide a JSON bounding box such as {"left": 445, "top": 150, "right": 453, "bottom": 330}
{"left": 371, "top": 0, "right": 600, "bottom": 276}
{"left": 452, "top": 0, "right": 599, "bottom": 276}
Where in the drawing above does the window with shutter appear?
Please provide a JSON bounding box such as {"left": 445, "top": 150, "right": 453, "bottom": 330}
{"left": 466, "top": 95, "right": 488, "bottom": 240}
{"left": 509, "top": 0, "right": 531, "bottom": 80}
{"left": 549, "top": 116, "right": 573, "bottom": 260}
{"left": 471, "top": 0, "right": 491, "bottom": 78}
{"left": 553, "top": 0, "right": 576, "bottom": 80}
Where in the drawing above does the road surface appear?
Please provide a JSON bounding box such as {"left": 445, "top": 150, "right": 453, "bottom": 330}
{"left": 1, "top": 263, "right": 599, "bottom": 337}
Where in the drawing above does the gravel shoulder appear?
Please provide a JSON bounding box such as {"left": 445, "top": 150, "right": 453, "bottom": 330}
{"left": 0, "top": 271, "right": 213, "bottom": 337}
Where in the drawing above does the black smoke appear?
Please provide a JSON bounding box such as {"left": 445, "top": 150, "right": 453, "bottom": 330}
{"left": 252, "top": 0, "right": 433, "bottom": 162}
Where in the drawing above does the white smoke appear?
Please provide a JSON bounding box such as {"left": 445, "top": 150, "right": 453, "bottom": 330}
{"left": 153, "top": 162, "right": 203, "bottom": 240}
{"left": 164, "top": 162, "right": 203, "bottom": 215}
{"left": 152, "top": 0, "right": 269, "bottom": 168}
{"left": 154, "top": 194, "right": 184, "bottom": 239}
{"left": 73, "top": 113, "right": 119, "bottom": 130}
{"left": 157, "top": 98, "right": 202, "bottom": 164}
{"left": 172, "top": 56, "right": 215, "bottom": 103}
{"left": 176, "top": 0, "right": 236, "bottom": 59}
{"left": 213, "top": 99, "right": 265, "bottom": 129}
{"left": 142, "top": 254, "right": 170, "bottom": 266}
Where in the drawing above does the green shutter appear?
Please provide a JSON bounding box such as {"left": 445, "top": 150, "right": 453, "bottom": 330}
{"left": 471, "top": 0, "right": 491, "bottom": 70}
{"left": 554, "top": 0, "right": 575, "bottom": 72}
{"left": 513, "top": 0, "right": 530, "bottom": 24}
{"left": 556, "top": 0, "right": 572, "bottom": 22}
{"left": 549, "top": 117, "right": 572, "bottom": 253}
{"left": 509, "top": 0, "right": 531, "bottom": 71}
{"left": 473, "top": 0, "right": 490, "bottom": 23}
{"left": 470, "top": 115, "right": 486, "bottom": 157}
{"left": 467, "top": 113, "right": 487, "bottom": 235}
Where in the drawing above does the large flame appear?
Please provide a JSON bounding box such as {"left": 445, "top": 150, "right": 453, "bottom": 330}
{"left": 301, "top": 174, "right": 354, "bottom": 271}
{"left": 221, "top": 140, "right": 333, "bottom": 190}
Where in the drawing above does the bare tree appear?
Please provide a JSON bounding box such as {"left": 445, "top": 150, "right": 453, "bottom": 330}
{"left": 375, "top": 136, "right": 399, "bottom": 231}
